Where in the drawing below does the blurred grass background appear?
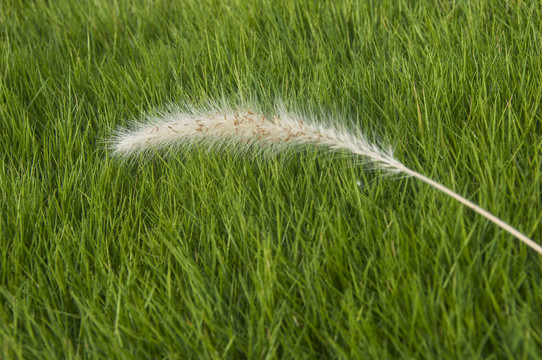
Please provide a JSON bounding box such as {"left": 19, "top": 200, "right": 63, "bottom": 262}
{"left": 1, "top": 0, "right": 541, "bottom": 358}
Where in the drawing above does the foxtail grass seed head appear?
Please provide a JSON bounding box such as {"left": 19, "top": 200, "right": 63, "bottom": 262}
{"left": 110, "top": 108, "right": 405, "bottom": 172}
{"left": 110, "top": 105, "right": 541, "bottom": 255}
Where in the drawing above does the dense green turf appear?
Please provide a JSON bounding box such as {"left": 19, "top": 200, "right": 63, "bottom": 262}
{"left": 1, "top": 0, "right": 542, "bottom": 358}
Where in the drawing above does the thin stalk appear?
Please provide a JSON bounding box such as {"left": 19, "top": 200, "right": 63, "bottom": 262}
{"left": 399, "top": 166, "right": 542, "bottom": 254}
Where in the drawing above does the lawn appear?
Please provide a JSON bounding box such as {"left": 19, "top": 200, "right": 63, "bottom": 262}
{"left": 1, "top": 0, "right": 542, "bottom": 358}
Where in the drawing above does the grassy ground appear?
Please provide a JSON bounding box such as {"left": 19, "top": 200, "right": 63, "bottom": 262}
{"left": 1, "top": 0, "right": 542, "bottom": 358}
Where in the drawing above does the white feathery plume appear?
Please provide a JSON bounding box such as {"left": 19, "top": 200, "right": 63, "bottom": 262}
{"left": 110, "top": 106, "right": 541, "bottom": 255}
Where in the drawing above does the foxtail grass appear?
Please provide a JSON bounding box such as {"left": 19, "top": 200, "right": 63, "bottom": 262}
{"left": 110, "top": 106, "right": 541, "bottom": 255}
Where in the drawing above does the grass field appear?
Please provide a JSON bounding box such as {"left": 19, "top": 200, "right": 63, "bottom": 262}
{"left": 1, "top": 0, "right": 542, "bottom": 358}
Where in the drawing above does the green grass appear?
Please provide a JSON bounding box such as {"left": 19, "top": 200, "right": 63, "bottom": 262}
{"left": 1, "top": 0, "right": 542, "bottom": 358}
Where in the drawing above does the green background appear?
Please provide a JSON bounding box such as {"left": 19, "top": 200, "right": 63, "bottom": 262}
{"left": 1, "top": 0, "right": 541, "bottom": 358}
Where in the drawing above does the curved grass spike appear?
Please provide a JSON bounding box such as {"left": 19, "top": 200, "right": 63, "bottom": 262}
{"left": 110, "top": 106, "right": 541, "bottom": 255}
